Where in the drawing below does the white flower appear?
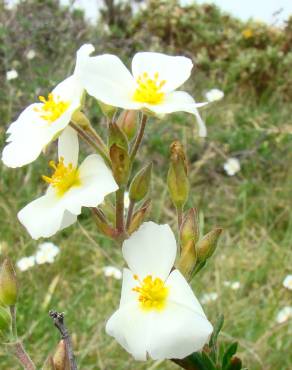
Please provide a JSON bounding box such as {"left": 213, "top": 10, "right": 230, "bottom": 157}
{"left": 103, "top": 266, "right": 122, "bottom": 280}
{"left": 223, "top": 281, "right": 241, "bottom": 290}
{"left": 205, "top": 88, "right": 224, "bottom": 102}
{"left": 223, "top": 157, "right": 241, "bottom": 176}
{"left": 17, "top": 127, "right": 118, "bottom": 239}
{"left": 106, "top": 222, "right": 213, "bottom": 361}
{"left": 6, "top": 69, "right": 18, "bottom": 81}
{"left": 35, "top": 242, "right": 60, "bottom": 264}
{"left": 26, "top": 49, "right": 36, "bottom": 60}
{"left": 276, "top": 307, "right": 292, "bottom": 324}
{"left": 2, "top": 44, "right": 94, "bottom": 168}
{"left": 124, "top": 191, "right": 130, "bottom": 210}
{"left": 283, "top": 275, "right": 292, "bottom": 290}
{"left": 200, "top": 292, "right": 218, "bottom": 304}
{"left": 16, "top": 256, "right": 35, "bottom": 271}
{"left": 79, "top": 51, "right": 208, "bottom": 137}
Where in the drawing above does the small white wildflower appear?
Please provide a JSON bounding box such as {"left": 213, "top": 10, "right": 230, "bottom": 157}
{"left": 124, "top": 191, "right": 130, "bottom": 210}
{"left": 283, "top": 275, "right": 292, "bottom": 291}
{"left": 35, "top": 242, "right": 60, "bottom": 264}
{"left": 223, "top": 157, "right": 241, "bottom": 176}
{"left": 223, "top": 281, "right": 241, "bottom": 290}
{"left": 103, "top": 266, "right": 122, "bottom": 280}
{"left": 26, "top": 49, "right": 36, "bottom": 60}
{"left": 6, "top": 69, "right": 18, "bottom": 81}
{"left": 16, "top": 256, "right": 35, "bottom": 271}
{"left": 205, "top": 88, "right": 224, "bottom": 102}
{"left": 276, "top": 306, "right": 292, "bottom": 324}
{"left": 200, "top": 292, "right": 218, "bottom": 304}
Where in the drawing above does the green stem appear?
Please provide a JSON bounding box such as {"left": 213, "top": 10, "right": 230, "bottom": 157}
{"left": 130, "top": 114, "right": 147, "bottom": 161}
{"left": 70, "top": 122, "right": 111, "bottom": 165}
{"left": 177, "top": 206, "right": 183, "bottom": 231}
{"left": 126, "top": 200, "right": 135, "bottom": 230}
{"left": 85, "top": 124, "right": 109, "bottom": 154}
{"left": 116, "top": 188, "right": 125, "bottom": 234}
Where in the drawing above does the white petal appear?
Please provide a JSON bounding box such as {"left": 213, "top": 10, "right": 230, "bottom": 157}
{"left": 79, "top": 54, "right": 139, "bottom": 109}
{"left": 147, "top": 302, "right": 213, "bottom": 360}
{"left": 122, "top": 222, "right": 177, "bottom": 281}
{"left": 17, "top": 193, "right": 74, "bottom": 239}
{"left": 166, "top": 270, "right": 206, "bottom": 317}
{"left": 119, "top": 268, "right": 138, "bottom": 307}
{"left": 58, "top": 126, "right": 79, "bottom": 167}
{"left": 144, "top": 91, "right": 207, "bottom": 137}
{"left": 132, "top": 52, "right": 193, "bottom": 93}
{"left": 106, "top": 303, "right": 151, "bottom": 361}
{"left": 60, "top": 154, "right": 118, "bottom": 215}
{"left": 52, "top": 75, "right": 83, "bottom": 109}
{"left": 74, "top": 43, "right": 95, "bottom": 75}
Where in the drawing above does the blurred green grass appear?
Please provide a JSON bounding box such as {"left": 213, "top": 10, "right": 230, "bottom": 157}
{"left": 0, "top": 1, "right": 291, "bottom": 369}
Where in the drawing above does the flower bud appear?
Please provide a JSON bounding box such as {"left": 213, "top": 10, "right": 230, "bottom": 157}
{"left": 42, "top": 356, "right": 55, "bottom": 370}
{"left": 71, "top": 111, "right": 90, "bottom": 128}
{"left": 116, "top": 110, "right": 137, "bottom": 141}
{"left": 176, "top": 239, "right": 197, "bottom": 281}
{"left": 53, "top": 340, "right": 67, "bottom": 370}
{"left": 180, "top": 208, "right": 199, "bottom": 247}
{"left": 109, "top": 144, "right": 131, "bottom": 186}
{"left": 196, "top": 228, "right": 223, "bottom": 262}
{"left": 128, "top": 199, "right": 151, "bottom": 235}
{"left": 129, "top": 163, "right": 152, "bottom": 203}
{"left": 98, "top": 101, "right": 116, "bottom": 118}
{"left": 167, "top": 141, "right": 189, "bottom": 209}
{"left": 0, "top": 306, "right": 11, "bottom": 338}
{"left": 0, "top": 258, "right": 18, "bottom": 306}
{"left": 108, "top": 122, "right": 128, "bottom": 152}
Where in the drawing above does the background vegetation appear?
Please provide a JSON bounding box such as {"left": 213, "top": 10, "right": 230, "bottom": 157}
{"left": 0, "top": 0, "right": 291, "bottom": 369}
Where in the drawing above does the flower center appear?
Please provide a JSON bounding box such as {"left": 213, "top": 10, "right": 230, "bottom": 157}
{"left": 133, "top": 274, "right": 169, "bottom": 311}
{"left": 42, "top": 157, "right": 81, "bottom": 196}
{"left": 133, "top": 72, "right": 166, "bottom": 105}
{"left": 35, "top": 93, "right": 70, "bottom": 123}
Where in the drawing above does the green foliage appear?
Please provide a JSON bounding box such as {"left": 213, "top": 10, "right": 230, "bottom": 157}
{"left": 0, "top": 0, "right": 291, "bottom": 369}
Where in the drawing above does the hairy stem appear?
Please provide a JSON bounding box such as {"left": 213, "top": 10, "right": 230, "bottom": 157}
{"left": 130, "top": 114, "right": 147, "bottom": 160}
{"left": 177, "top": 206, "right": 183, "bottom": 231}
{"left": 9, "top": 342, "right": 36, "bottom": 370}
{"left": 126, "top": 200, "right": 135, "bottom": 230}
{"left": 70, "top": 122, "right": 110, "bottom": 165}
{"left": 116, "top": 188, "right": 125, "bottom": 234}
{"left": 49, "top": 311, "right": 77, "bottom": 370}
{"left": 10, "top": 305, "right": 17, "bottom": 339}
{"left": 85, "top": 124, "right": 109, "bottom": 154}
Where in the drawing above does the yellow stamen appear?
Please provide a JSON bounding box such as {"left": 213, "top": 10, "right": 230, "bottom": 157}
{"left": 34, "top": 93, "right": 70, "bottom": 123}
{"left": 133, "top": 72, "right": 166, "bottom": 105}
{"left": 133, "top": 274, "right": 169, "bottom": 311}
{"left": 42, "top": 157, "right": 80, "bottom": 196}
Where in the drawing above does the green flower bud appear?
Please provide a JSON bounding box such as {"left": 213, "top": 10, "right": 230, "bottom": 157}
{"left": 176, "top": 239, "right": 197, "bottom": 281}
{"left": 128, "top": 199, "right": 151, "bottom": 235}
{"left": 98, "top": 101, "right": 117, "bottom": 118}
{"left": 0, "top": 306, "right": 11, "bottom": 338}
{"left": 167, "top": 141, "right": 189, "bottom": 209}
{"left": 116, "top": 110, "right": 138, "bottom": 141}
{"left": 180, "top": 208, "right": 199, "bottom": 247}
{"left": 0, "top": 258, "right": 18, "bottom": 306}
{"left": 108, "top": 122, "right": 129, "bottom": 152}
{"left": 71, "top": 111, "right": 90, "bottom": 128}
{"left": 109, "top": 144, "right": 131, "bottom": 186}
{"left": 196, "top": 228, "right": 223, "bottom": 262}
{"left": 129, "top": 163, "right": 152, "bottom": 203}
{"left": 53, "top": 340, "right": 67, "bottom": 370}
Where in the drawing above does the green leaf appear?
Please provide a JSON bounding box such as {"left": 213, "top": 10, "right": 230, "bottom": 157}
{"left": 209, "top": 314, "right": 224, "bottom": 349}
{"left": 222, "top": 342, "right": 238, "bottom": 369}
{"left": 201, "top": 352, "right": 217, "bottom": 370}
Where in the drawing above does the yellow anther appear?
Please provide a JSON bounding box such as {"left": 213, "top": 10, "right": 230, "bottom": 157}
{"left": 132, "top": 275, "right": 169, "bottom": 311}
{"left": 133, "top": 72, "right": 166, "bottom": 105}
{"left": 42, "top": 157, "right": 80, "bottom": 197}
{"left": 34, "top": 93, "right": 70, "bottom": 123}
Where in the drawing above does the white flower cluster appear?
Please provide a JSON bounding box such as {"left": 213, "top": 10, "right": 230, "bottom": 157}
{"left": 16, "top": 242, "right": 60, "bottom": 271}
